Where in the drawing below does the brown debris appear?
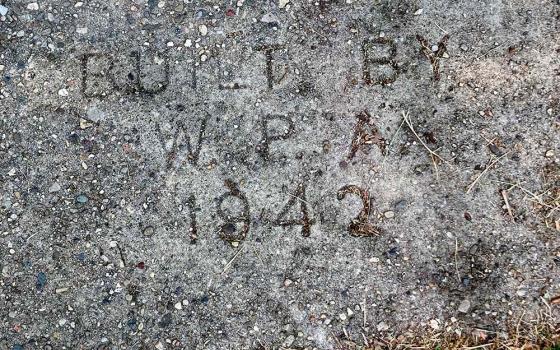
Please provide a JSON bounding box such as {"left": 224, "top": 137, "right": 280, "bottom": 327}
{"left": 347, "top": 111, "right": 387, "bottom": 160}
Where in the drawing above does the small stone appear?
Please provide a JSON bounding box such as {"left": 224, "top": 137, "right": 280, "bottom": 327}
{"left": 48, "top": 183, "right": 61, "bottom": 193}
{"left": 80, "top": 118, "right": 93, "bottom": 129}
{"left": 282, "top": 335, "right": 295, "bottom": 347}
{"left": 545, "top": 150, "right": 554, "bottom": 158}
{"left": 394, "top": 200, "right": 407, "bottom": 211}
{"left": 185, "top": 39, "right": 192, "bottom": 47}
{"left": 346, "top": 307, "right": 354, "bottom": 316}
{"left": 76, "top": 27, "right": 88, "bottom": 34}
{"left": 377, "top": 321, "right": 389, "bottom": 331}
{"left": 279, "top": 0, "right": 290, "bottom": 8}
{"left": 283, "top": 278, "right": 293, "bottom": 287}
{"left": 36, "top": 272, "right": 47, "bottom": 290}
{"left": 414, "top": 8, "right": 423, "bottom": 15}
{"left": 27, "top": 3, "right": 39, "bottom": 10}
{"left": 516, "top": 289, "right": 527, "bottom": 297}
{"left": 56, "top": 287, "right": 69, "bottom": 294}
{"left": 338, "top": 313, "right": 347, "bottom": 321}
{"left": 429, "top": 319, "right": 440, "bottom": 330}
{"left": 384, "top": 211, "right": 395, "bottom": 219}
{"left": 261, "top": 13, "right": 279, "bottom": 23}
{"left": 174, "top": 302, "right": 182, "bottom": 310}
{"left": 143, "top": 226, "right": 155, "bottom": 236}
{"left": 58, "top": 88, "right": 69, "bottom": 97}
{"left": 86, "top": 107, "right": 105, "bottom": 122}
{"left": 458, "top": 299, "right": 470, "bottom": 313}
{"left": 0, "top": 5, "right": 9, "bottom": 16}
{"left": 76, "top": 194, "right": 88, "bottom": 204}
{"left": 198, "top": 24, "right": 208, "bottom": 36}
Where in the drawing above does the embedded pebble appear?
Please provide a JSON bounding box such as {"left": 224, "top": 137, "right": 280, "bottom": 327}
{"left": 198, "top": 24, "right": 208, "bottom": 36}
{"left": 458, "top": 299, "right": 471, "bottom": 313}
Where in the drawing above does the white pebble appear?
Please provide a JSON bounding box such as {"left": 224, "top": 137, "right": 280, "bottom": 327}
{"left": 0, "top": 5, "right": 9, "bottom": 16}
{"left": 377, "top": 321, "right": 389, "bottom": 331}
{"left": 27, "top": 3, "right": 39, "bottom": 10}
{"left": 198, "top": 24, "right": 208, "bottom": 36}
{"left": 58, "top": 88, "right": 69, "bottom": 97}
{"left": 458, "top": 299, "right": 470, "bottom": 313}
{"left": 384, "top": 211, "right": 395, "bottom": 219}
{"left": 279, "top": 0, "right": 290, "bottom": 8}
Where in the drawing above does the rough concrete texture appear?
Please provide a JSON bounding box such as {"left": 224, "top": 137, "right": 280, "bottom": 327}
{"left": 0, "top": 0, "right": 559, "bottom": 348}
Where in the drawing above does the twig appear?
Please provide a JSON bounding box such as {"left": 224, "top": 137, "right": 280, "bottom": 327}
{"left": 363, "top": 296, "right": 367, "bottom": 328}
{"left": 501, "top": 189, "right": 514, "bottom": 217}
{"left": 287, "top": 192, "right": 311, "bottom": 206}
{"left": 402, "top": 111, "right": 446, "bottom": 179}
{"left": 514, "top": 311, "right": 526, "bottom": 347}
{"left": 361, "top": 332, "right": 369, "bottom": 347}
{"left": 221, "top": 245, "right": 245, "bottom": 275}
{"left": 493, "top": 180, "right": 556, "bottom": 209}
{"left": 402, "top": 111, "right": 445, "bottom": 163}
{"left": 431, "top": 153, "right": 440, "bottom": 181}
{"left": 454, "top": 238, "right": 460, "bottom": 283}
{"left": 462, "top": 344, "right": 493, "bottom": 350}
{"left": 466, "top": 152, "right": 509, "bottom": 194}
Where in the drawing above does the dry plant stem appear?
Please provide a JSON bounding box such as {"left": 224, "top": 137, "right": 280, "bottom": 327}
{"left": 495, "top": 180, "right": 556, "bottom": 210}
{"left": 221, "top": 244, "right": 245, "bottom": 274}
{"left": 462, "top": 344, "right": 492, "bottom": 349}
{"left": 402, "top": 111, "right": 446, "bottom": 180}
{"left": 431, "top": 153, "right": 440, "bottom": 181}
{"left": 501, "top": 189, "right": 514, "bottom": 217}
{"left": 455, "top": 238, "right": 460, "bottom": 283}
{"left": 466, "top": 152, "right": 509, "bottom": 194}
{"left": 402, "top": 111, "right": 445, "bottom": 163}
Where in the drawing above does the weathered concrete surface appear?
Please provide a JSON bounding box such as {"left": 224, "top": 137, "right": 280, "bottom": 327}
{"left": 0, "top": 0, "right": 559, "bottom": 348}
